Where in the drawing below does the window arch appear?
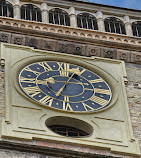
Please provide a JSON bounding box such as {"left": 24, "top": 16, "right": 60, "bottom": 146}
{"left": 21, "top": 4, "right": 42, "bottom": 22}
{"left": 132, "top": 21, "right": 141, "bottom": 37}
{"left": 104, "top": 17, "right": 126, "bottom": 35}
{"left": 49, "top": 8, "right": 70, "bottom": 26}
{"left": 77, "top": 13, "right": 98, "bottom": 30}
{"left": 0, "top": 1, "right": 13, "bottom": 18}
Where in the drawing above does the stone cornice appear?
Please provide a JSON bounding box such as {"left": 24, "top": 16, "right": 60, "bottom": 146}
{"left": 0, "top": 17, "right": 141, "bottom": 51}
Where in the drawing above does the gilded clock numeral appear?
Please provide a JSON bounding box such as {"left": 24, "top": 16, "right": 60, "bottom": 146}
{"left": 89, "top": 78, "right": 103, "bottom": 84}
{"left": 40, "top": 95, "right": 53, "bottom": 106}
{"left": 84, "top": 88, "right": 94, "bottom": 91}
{"left": 38, "top": 62, "right": 53, "bottom": 71}
{"left": 95, "top": 88, "right": 111, "bottom": 95}
{"left": 20, "top": 76, "right": 36, "bottom": 84}
{"left": 82, "top": 102, "right": 94, "bottom": 111}
{"left": 90, "top": 95, "right": 108, "bottom": 106}
{"left": 63, "top": 96, "right": 73, "bottom": 111}
{"left": 24, "top": 66, "right": 41, "bottom": 76}
{"left": 57, "top": 62, "right": 70, "bottom": 77}
{"left": 78, "top": 69, "right": 86, "bottom": 75}
{"left": 23, "top": 86, "right": 41, "bottom": 97}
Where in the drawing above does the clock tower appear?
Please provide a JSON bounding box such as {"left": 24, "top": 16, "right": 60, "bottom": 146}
{"left": 0, "top": 0, "right": 140, "bottom": 157}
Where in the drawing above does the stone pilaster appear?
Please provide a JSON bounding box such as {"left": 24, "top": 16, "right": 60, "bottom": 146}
{"left": 124, "top": 16, "right": 133, "bottom": 36}
{"left": 96, "top": 11, "right": 105, "bottom": 32}
{"left": 13, "top": 0, "right": 20, "bottom": 19}
{"left": 41, "top": 2, "right": 49, "bottom": 23}
{"left": 69, "top": 7, "right": 77, "bottom": 28}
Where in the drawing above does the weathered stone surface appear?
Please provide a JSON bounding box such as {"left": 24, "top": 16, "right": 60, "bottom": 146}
{"left": 25, "top": 36, "right": 42, "bottom": 49}
{"left": 101, "top": 47, "right": 117, "bottom": 59}
{"left": 0, "top": 32, "right": 11, "bottom": 43}
{"left": 126, "top": 63, "right": 141, "bottom": 83}
{"left": 131, "top": 51, "right": 141, "bottom": 64}
{"left": 70, "top": 43, "right": 85, "bottom": 56}
{"left": 56, "top": 41, "right": 71, "bottom": 54}
{"left": 56, "top": 41, "right": 85, "bottom": 56}
{"left": 85, "top": 45, "right": 101, "bottom": 57}
{"left": 117, "top": 49, "right": 131, "bottom": 62}
{"left": 0, "top": 149, "right": 57, "bottom": 158}
{"left": 41, "top": 39, "right": 57, "bottom": 51}
{"left": 11, "top": 34, "right": 25, "bottom": 46}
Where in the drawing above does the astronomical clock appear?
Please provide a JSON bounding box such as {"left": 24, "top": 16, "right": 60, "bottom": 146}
{"left": 1, "top": 43, "right": 140, "bottom": 156}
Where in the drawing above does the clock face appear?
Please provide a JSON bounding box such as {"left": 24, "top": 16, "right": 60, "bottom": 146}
{"left": 18, "top": 61, "right": 112, "bottom": 112}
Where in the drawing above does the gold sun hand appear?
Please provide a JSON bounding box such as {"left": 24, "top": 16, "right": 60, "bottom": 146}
{"left": 56, "top": 68, "right": 81, "bottom": 96}
{"left": 43, "top": 77, "right": 55, "bottom": 84}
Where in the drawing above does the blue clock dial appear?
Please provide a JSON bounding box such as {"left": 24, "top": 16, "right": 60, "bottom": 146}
{"left": 18, "top": 61, "right": 112, "bottom": 112}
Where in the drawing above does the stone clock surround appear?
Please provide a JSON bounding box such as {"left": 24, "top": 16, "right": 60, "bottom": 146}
{"left": 0, "top": 43, "right": 140, "bottom": 157}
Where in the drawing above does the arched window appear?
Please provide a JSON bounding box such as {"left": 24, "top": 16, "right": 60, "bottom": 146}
{"left": 21, "top": 4, "right": 42, "bottom": 22}
{"left": 104, "top": 17, "right": 126, "bottom": 35}
{"left": 132, "top": 21, "right": 141, "bottom": 37}
{"left": 0, "top": 1, "right": 13, "bottom": 18}
{"left": 77, "top": 13, "right": 98, "bottom": 30}
{"left": 49, "top": 8, "right": 70, "bottom": 26}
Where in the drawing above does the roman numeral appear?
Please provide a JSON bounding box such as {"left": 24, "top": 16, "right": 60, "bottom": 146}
{"left": 38, "top": 62, "right": 53, "bottom": 71}
{"left": 89, "top": 78, "right": 103, "bottom": 84}
{"left": 39, "top": 95, "right": 53, "bottom": 106}
{"left": 23, "top": 86, "right": 41, "bottom": 97}
{"left": 94, "top": 88, "right": 111, "bottom": 95}
{"left": 63, "top": 96, "right": 73, "bottom": 111}
{"left": 24, "top": 66, "right": 41, "bottom": 76}
{"left": 90, "top": 95, "right": 108, "bottom": 106}
{"left": 20, "top": 76, "right": 36, "bottom": 84}
{"left": 57, "top": 62, "right": 70, "bottom": 77}
{"left": 84, "top": 88, "right": 94, "bottom": 91}
{"left": 78, "top": 69, "right": 86, "bottom": 75}
{"left": 82, "top": 102, "right": 94, "bottom": 111}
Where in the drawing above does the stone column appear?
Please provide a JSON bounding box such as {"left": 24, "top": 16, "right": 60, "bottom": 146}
{"left": 69, "top": 7, "right": 77, "bottom": 28}
{"left": 96, "top": 11, "right": 105, "bottom": 32}
{"left": 13, "top": 0, "right": 20, "bottom": 19}
{"left": 41, "top": 2, "right": 49, "bottom": 23}
{"left": 124, "top": 16, "right": 133, "bottom": 36}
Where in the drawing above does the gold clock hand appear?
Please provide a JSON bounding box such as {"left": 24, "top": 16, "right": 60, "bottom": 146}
{"left": 43, "top": 77, "right": 55, "bottom": 84}
{"left": 56, "top": 68, "right": 80, "bottom": 96}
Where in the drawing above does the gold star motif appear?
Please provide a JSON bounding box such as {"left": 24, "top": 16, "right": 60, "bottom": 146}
{"left": 98, "top": 85, "right": 102, "bottom": 88}
{"left": 38, "top": 95, "right": 42, "bottom": 98}
{"left": 82, "top": 96, "right": 85, "bottom": 98}
{"left": 56, "top": 103, "right": 59, "bottom": 105}
{"left": 76, "top": 105, "right": 78, "bottom": 108}
{"left": 27, "top": 75, "right": 31, "bottom": 77}
{"left": 37, "top": 67, "right": 40, "bottom": 70}
{"left": 53, "top": 65, "right": 56, "bottom": 67}
{"left": 88, "top": 76, "right": 91, "bottom": 77}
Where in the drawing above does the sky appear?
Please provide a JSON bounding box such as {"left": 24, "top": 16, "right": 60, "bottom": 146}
{"left": 88, "top": 0, "right": 141, "bottom": 10}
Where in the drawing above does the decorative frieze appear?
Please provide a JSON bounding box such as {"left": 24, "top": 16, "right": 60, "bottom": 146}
{"left": 117, "top": 50, "right": 131, "bottom": 62}
{"left": 101, "top": 48, "right": 117, "bottom": 59}
{"left": 0, "top": 32, "right": 11, "bottom": 43}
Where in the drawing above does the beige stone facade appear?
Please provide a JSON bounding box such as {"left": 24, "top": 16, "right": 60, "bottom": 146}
{"left": 0, "top": 0, "right": 141, "bottom": 157}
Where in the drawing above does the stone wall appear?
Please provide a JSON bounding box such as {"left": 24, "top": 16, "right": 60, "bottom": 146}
{"left": 126, "top": 63, "right": 141, "bottom": 151}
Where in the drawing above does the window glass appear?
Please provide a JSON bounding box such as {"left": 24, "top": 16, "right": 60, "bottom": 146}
{"left": 21, "top": 4, "right": 42, "bottom": 22}
{"left": 77, "top": 13, "right": 98, "bottom": 30}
